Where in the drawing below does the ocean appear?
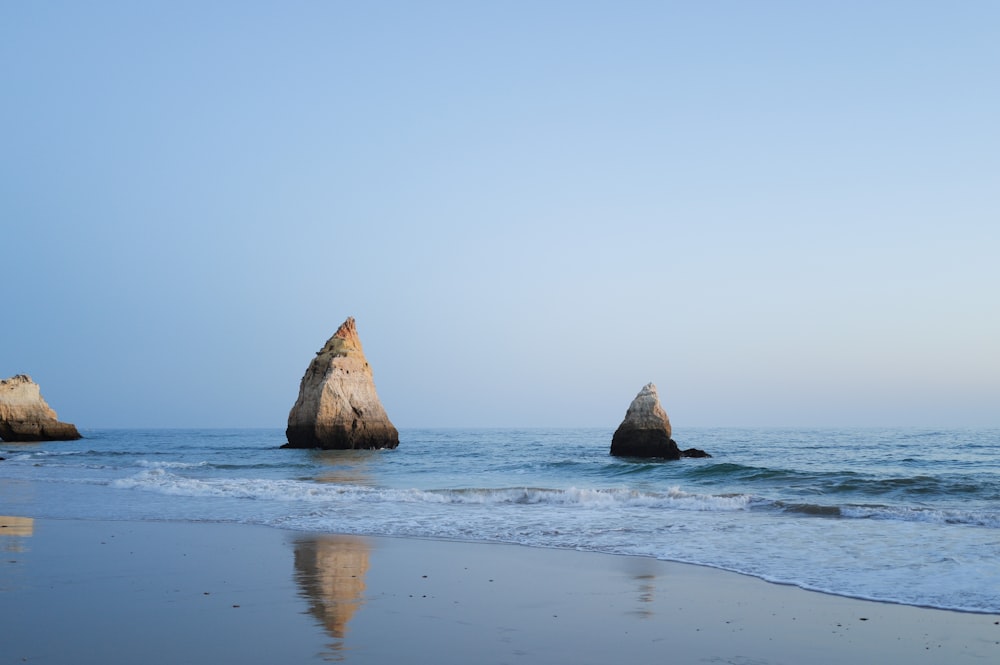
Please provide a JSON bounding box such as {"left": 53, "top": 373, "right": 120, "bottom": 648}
{"left": 2, "top": 427, "right": 998, "bottom": 613}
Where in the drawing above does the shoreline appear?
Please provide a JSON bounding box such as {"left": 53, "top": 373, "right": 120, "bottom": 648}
{"left": 3, "top": 517, "right": 999, "bottom": 664}
{"left": 363, "top": 533, "right": 1000, "bottom": 617}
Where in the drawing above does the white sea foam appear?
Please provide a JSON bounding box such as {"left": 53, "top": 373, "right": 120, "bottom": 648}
{"left": 135, "top": 459, "right": 210, "bottom": 470}
{"left": 3, "top": 449, "right": 86, "bottom": 460}
{"left": 840, "top": 504, "right": 1000, "bottom": 528}
{"left": 108, "top": 470, "right": 754, "bottom": 512}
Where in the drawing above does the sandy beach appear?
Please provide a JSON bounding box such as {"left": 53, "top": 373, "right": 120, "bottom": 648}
{"left": 1, "top": 517, "right": 998, "bottom": 664}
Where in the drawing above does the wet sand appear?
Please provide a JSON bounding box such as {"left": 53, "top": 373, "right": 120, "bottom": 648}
{"left": 2, "top": 517, "right": 998, "bottom": 664}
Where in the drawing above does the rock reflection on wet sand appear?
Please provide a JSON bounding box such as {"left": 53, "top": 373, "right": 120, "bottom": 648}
{"left": 293, "top": 534, "right": 372, "bottom": 658}
{"left": 1, "top": 515, "right": 34, "bottom": 553}
{"left": 0, "top": 515, "right": 34, "bottom": 537}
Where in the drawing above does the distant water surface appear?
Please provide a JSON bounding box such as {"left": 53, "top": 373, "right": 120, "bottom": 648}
{"left": 2, "top": 427, "right": 998, "bottom": 613}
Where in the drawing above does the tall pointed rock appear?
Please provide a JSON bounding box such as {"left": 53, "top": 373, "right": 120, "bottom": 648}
{"left": 0, "top": 374, "right": 81, "bottom": 442}
{"left": 610, "top": 383, "right": 710, "bottom": 459}
{"left": 284, "top": 317, "right": 399, "bottom": 450}
{"left": 610, "top": 383, "right": 680, "bottom": 459}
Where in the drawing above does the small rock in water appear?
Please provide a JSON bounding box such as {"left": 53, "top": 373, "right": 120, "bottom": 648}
{"left": 610, "top": 383, "right": 679, "bottom": 459}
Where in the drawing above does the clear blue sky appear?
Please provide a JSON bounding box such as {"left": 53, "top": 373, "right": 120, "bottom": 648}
{"left": 3, "top": 1, "right": 998, "bottom": 429}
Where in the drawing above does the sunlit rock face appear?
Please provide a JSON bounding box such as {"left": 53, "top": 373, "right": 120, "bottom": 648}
{"left": 0, "top": 375, "right": 81, "bottom": 442}
{"left": 284, "top": 317, "right": 399, "bottom": 450}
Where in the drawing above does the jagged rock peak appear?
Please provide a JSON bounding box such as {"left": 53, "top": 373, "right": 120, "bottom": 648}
{"left": 0, "top": 374, "right": 82, "bottom": 442}
{"left": 318, "top": 317, "right": 363, "bottom": 357}
{"left": 284, "top": 317, "right": 399, "bottom": 450}
{"left": 2, "top": 374, "right": 34, "bottom": 389}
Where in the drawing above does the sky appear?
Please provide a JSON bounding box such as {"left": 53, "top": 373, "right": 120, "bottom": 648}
{"left": 3, "top": 1, "right": 998, "bottom": 429}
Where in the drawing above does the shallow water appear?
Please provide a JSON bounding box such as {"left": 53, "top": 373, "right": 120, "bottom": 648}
{"left": 2, "top": 427, "right": 998, "bottom": 612}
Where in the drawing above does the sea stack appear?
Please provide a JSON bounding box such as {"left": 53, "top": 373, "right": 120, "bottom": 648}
{"left": 284, "top": 317, "right": 399, "bottom": 450}
{"left": 610, "top": 383, "right": 710, "bottom": 459}
{"left": 610, "top": 383, "right": 681, "bottom": 459}
{"left": 0, "top": 374, "right": 81, "bottom": 442}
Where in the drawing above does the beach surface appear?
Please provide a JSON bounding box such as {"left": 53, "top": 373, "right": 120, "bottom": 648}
{"left": 2, "top": 517, "right": 998, "bottom": 664}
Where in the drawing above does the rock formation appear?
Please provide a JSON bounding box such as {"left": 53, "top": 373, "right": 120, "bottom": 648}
{"left": 0, "top": 374, "right": 81, "bottom": 442}
{"left": 610, "top": 383, "right": 709, "bottom": 459}
{"left": 284, "top": 317, "right": 399, "bottom": 450}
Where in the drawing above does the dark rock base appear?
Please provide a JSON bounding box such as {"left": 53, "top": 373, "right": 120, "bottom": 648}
{"left": 283, "top": 424, "right": 399, "bottom": 450}
{"left": 610, "top": 429, "right": 681, "bottom": 459}
{"left": 610, "top": 430, "right": 712, "bottom": 460}
{"left": 0, "top": 421, "right": 82, "bottom": 442}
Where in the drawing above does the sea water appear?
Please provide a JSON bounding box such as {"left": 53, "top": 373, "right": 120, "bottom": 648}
{"left": 1, "top": 428, "right": 998, "bottom": 613}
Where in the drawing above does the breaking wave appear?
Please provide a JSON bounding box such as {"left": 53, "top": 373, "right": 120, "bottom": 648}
{"left": 107, "top": 470, "right": 1000, "bottom": 528}
{"left": 109, "top": 469, "right": 753, "bottom": 511}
